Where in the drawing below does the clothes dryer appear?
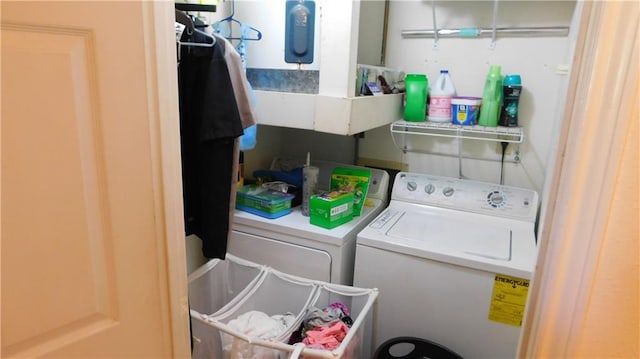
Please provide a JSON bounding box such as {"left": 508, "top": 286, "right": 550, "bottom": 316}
{"left": 354, "top": 172, "right": 539, "bottom": 359}
{"left": 228, "top": 161, "right": 389, "bottom": 285}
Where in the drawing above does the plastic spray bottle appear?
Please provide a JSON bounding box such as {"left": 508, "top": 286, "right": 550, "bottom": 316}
{"left": 301, "top": 152, "right": 319, "bottom": 217}
{"left": 478, "top": 65, "right": 503, "bottom": 127}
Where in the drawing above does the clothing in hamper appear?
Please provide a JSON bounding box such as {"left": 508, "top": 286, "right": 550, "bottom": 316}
{"left": 179, "top": 29, "right": 244, "bottom": 259}
{"left": 221, "top": 310, "right": 296, "bottom": 359}
{"left": 302, "top": 306, "right": 347, "bottom": 333}
{"left": 287, "top": 302, "right": 352, "bottom": 350}
{"left": 302, "top": 320, "right": 350, "bottom": 351}
{"left": 327, "top": 302, "right": 350, "bottom": 316}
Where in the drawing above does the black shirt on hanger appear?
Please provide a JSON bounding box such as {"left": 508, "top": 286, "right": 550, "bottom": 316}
{"left": 178, "top": 29, "right": 243, "bottom": 259}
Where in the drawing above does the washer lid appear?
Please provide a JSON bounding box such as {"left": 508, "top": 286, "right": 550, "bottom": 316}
{"left": 387, "top": 211, "right": 512, "bottom": 261}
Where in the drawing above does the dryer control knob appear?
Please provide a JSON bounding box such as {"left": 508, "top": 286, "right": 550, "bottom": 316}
{"left": 424, "top": 183, "right": 435, "bottom": 194}
{"left": 407, "top": 181, "right": 417, "bottom": 191}
{"left": 442, "top": 187, "right": 455, "bottom": 197}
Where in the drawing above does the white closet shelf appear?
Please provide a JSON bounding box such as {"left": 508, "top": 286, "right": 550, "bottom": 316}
{"left": 254, "top": 90, "right": 403, "bottom": 136}
{"left": 390, "top": 120, "right": 523, "bottom": 143}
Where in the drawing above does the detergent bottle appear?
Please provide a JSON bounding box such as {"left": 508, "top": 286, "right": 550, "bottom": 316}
{"left": 499, "top": 74, "right": 522, "bottom": 127}
{"left": 478, "top": 65, "right": 503, "bottom": 127}
{"left": 403, "top": 74, "right": 428, "bottom": 122}
{"left": 428, "top": 70, "right": 456, "bottom": 122}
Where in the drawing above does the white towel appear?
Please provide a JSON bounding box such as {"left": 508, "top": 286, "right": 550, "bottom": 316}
{"left": 222, "top": 310, "right": 296, "bottom": 359}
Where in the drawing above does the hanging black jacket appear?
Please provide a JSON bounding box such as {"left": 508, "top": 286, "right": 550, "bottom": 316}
{"left": 178, "top": 30, "right": 243, "bottom": 259}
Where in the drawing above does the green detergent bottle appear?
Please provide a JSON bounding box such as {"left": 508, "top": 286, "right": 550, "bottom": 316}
{"left": 478, "top": 65, "right": 503, "bottom": 127}
{"left": 403, "top": 74, "right": 428, "bottom": 122}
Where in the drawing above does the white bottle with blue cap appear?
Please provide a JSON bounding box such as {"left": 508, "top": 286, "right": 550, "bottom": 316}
{"left": 428, "top": 69, "right": 456, "bottom": 122}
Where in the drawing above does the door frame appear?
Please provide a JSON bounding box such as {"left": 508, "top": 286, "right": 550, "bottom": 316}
{"left": 519, "top": 0, "right": 639, "bottom": 357}
{"left": 143, "top": 2, "right": 191, "bottom": 355}
{"left": 149, "top": 0, "right": 639, "bottom": 356}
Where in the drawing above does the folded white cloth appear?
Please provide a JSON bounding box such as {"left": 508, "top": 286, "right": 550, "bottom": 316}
{"left": 222, "top": 310, "right": 296, "bottom": 359}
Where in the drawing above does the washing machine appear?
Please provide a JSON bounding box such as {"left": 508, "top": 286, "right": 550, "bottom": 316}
{"left": 227, "top": 161, "right": 389, "bottom": 285}
{"left": 353, "top": 172, "right": 539, "bottom": 359}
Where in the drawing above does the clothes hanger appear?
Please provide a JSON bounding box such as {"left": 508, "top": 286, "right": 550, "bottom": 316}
{"left": 175, "top": 3, "right": 216, "bottom": 13}
{"left": 175, "top": 9, "right": 194, "bottom": 36}
{"left": 212, "top": 0, "right": 262, "bottom": 41}
{"left": 175, "top": 9, "right": 216, "bottom": 48}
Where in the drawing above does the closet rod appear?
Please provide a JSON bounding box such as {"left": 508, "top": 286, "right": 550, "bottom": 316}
{"left": 175, "top": 3, "right": 216, "bottom": 12}
{"left": 401, "top": 26, "right": 569, "bottom": 39}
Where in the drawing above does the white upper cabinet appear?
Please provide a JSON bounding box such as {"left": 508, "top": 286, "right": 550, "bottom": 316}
{"left": 236, "top": 0, "right": 402, "bottom": 135}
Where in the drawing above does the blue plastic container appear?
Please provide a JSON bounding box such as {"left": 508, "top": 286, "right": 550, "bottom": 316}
{"left": 236, "top": 185, "right": 295, "bottom": 219}
{"left": 452, "top": 97, "right": 482, "bottom": 126}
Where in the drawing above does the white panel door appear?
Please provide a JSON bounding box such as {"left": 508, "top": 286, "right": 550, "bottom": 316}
{"left": 1, "top": 1, "right": 190, "bottom": 357}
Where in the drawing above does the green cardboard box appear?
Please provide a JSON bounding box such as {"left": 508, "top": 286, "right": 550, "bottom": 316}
{"left": 309, "top": 191, "right": 354, "bottom": 229}
{"left": 330, "top": 167, "right": 371, "bottom": 217}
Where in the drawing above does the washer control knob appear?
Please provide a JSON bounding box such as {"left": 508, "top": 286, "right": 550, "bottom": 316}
{"left": 442, "top": 187, "right": 454, "bottom": 197}
{"left": 487, "top": 191, "right": 505, "bottom": 207}
{"left": 424, "top": 183, "right": 435, "bottom": 194}
{"left": 407, "top": 181, "right": 417, "bottom": 191}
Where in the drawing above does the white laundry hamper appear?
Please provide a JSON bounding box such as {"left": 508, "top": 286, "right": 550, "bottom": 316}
{"left": 300, "top": 283, "right": 378, "bottom": 359}
{"left": 189, "top": 257, "right": 378, "bottom": 359}
{"left": 188, "top": 254, "right": 267, "bottom": 358}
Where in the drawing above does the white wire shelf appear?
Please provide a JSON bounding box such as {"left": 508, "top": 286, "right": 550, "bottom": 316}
{"left": 390, "top": 120, "right": 524, "bottom": 143}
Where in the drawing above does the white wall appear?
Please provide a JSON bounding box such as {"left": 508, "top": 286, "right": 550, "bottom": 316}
{"left": 201, "top": 0, "right": 321, "bottom": 70}
{"left": 243, "top": 125, "right": 356, "bottom": 175}
{"left": 360, "top": 0, "right": 577, "bottom": 193}
{"left": 234, "top": 0, "right": 577, "bottom": 196}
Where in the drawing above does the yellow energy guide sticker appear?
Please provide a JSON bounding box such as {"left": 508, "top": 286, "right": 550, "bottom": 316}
{"left": 488, "top": 274, "right": 530, "bottom": 327}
